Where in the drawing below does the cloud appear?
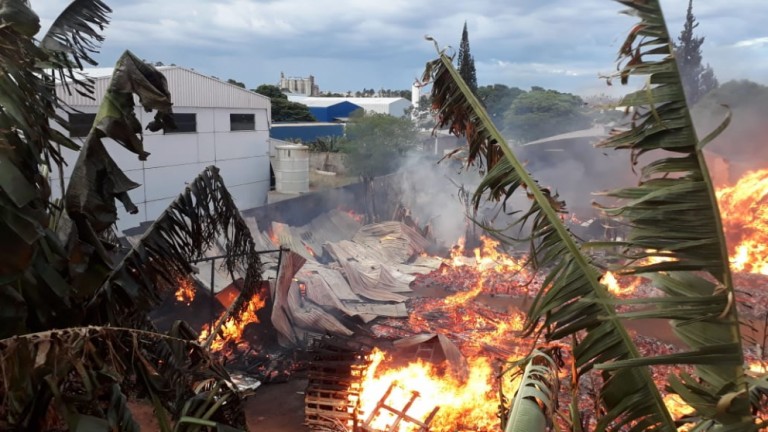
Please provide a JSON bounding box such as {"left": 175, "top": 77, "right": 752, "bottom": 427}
{"left": 30, "top": 0, "right": 768, "bottom": 94}
{"left": 733, "top": 37, "right": 768, "bottom": 48}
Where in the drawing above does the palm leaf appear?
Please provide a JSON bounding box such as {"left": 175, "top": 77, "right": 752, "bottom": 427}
{"left": 422, "top": 43, "right": 676, "bottom": 431}
{"left": 85, "top": 166, "right": 262, "bottom": 329}
{"left": 0, "top": 326, "right": 246, "bottom": 431}
{"left": 40, "top": 0, "right": 111, "bottom": 69}
{"left": 595, "top": 1, "right": 753, "bottom": 428}
{"left": 504, "top": 350, "right": 559, "bottom": 432}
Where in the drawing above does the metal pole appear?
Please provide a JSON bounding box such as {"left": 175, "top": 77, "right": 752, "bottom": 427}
{"left": 210, "top": 258, "right": 216, "bottom": 330}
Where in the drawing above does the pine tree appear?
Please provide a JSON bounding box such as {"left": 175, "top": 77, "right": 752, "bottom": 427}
{"left": 675, "top": 0, "right": 718, "bottom": 104}
{"left": 457, "top": 21, "right": 478, "bottom": 94}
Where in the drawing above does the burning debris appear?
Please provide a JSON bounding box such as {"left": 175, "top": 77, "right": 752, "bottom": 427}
{"left": 159, "top": 183, "right": 768, "bottom": 432}
{"left": 717, "top": 168, "right": 768, "bottom": 275}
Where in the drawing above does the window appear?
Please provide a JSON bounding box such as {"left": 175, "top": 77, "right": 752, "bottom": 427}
{"left": 230, "top": 113, "right": 255, "bottom": 131}
{"left": 169, "top": 113, "right": 197, "bottom": 133}
{"left": 68, "top": 113, "right": 97, "bottom": 138}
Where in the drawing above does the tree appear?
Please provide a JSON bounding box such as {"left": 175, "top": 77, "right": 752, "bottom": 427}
{"left": 675, "top": 0, "right": 718, "bottom": 104}
{"left": 0, "top": 2, "right": 253, "bottom": 429}
{"left": 227, "top": 78, "right": 246, "bottom": 88}
{"left": 342, "top": 111, "right": 417, "bottom": 179}
{"left": 253, "top": 84, "right": 315, "bottom": 122}
{"left": 341, "top": 112, "right": 417, "bottom": 222}
{"left": 457, "top": 21, "right": 478, "bottom": 94}
{"left": 476, "top": 84, "right": 524, "bottom": 123}
{"left": 503, "top": 88, "right": 591, "bottom": 143}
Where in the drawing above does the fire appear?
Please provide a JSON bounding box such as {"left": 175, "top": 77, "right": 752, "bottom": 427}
{"left": 663, "top": 393, "right": 695, "bottom": 430}
{"left": 199, "top": 293, "right": 266, "bottom": 351}
{"left": 716, "top": 168, "right": 768, "bottom": 275}
{"left": 174, "top": 276, "right": 195, "bottom": 305}
{"left": 358, "top": 349, "right": 514, "bottom": 432}
{"left": 748, "top": 360, "right": 767, "bottom": 375}
{"left": 602, "top": 271, "right": 642, "bottom": 297}
{"left": 346, "top": 209, "right": 364, "bottom": 223}
{"left": 436, "top": 236, "right": 530, "bottom": 298}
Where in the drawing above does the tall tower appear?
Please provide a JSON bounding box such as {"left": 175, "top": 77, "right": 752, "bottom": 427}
{"left": 411, "top": 81, "right": 420, "bottom": 110}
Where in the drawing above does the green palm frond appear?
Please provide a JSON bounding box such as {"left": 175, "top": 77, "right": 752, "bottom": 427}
{"left": 0, "top": 326, "right": 246, "bottom": 431}
{"left": 422, "top": 44, "right": 676, "bottom": 431}
{"left": 503, "top": 350, "right": 559, "bottom": 432}
{"left": 595, "top": 1, "right": 752, "bottom": 428}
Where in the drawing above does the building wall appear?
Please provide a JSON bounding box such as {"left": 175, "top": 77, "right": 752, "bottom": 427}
{"left": 49, "top": 106, "right": 271, "bottom": 232}
{"left": 308, "top": 101, "right": 361, "bottom": 122}
{"left": 269, "top": 123, "right": 344, "bottom": 142}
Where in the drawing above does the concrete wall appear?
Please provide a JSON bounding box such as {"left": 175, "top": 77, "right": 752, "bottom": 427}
{"left": 50, "top": 106, "right": 271, "bottom": 232}
{"left": 309, "top": 152, "right": 347, "bottom": 174}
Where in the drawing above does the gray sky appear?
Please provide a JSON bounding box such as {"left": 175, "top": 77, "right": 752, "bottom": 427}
{"left": 32, "top": 0, "right": 768, "bottom": 96}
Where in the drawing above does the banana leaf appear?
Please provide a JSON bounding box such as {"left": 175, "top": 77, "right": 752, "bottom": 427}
{"left": 595, "top": 1, "right": 753, "bottom": 429}
{"left": 504, "top": 350, "right": 559, "bottom": 432}
{"left": 0, "top": 326, "right": 246, "bottom": 431}
{"left": 422, "top": 40, "right": 676, "bottom": 431}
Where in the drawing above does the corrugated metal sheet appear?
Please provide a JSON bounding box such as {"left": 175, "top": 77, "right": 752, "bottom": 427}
{"left": 269, "top": 123, "right": 344, "bottom": 142}
{"left": 56, "top": 67, "right": 270, "bottom": 110}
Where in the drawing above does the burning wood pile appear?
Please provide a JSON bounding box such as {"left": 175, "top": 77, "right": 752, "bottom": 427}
{"left": 155, "top": 168, "right": 768, "bottom": 431}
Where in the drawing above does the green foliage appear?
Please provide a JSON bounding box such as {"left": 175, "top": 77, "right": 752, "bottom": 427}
{"left": 227, "top": 78, "right": 245, "bottom": 88}
{"left": 252, "top": 83, "right": 284, "bottom": 99}
{"left": 457, "top": 21, "right": 478, "bottom": 94}
{"left": 597, "top": 0, "right": 752, "bottom": 428}
{"left": 423, "top": 46, "right": 678, "bottom": 431}
{"left": 503, "top": 88, "right": 592, "bottom": 143}
{"left": 477, "top": 84, "right": 524, "bottom": 122}
{"left": 253, "top": 84, "right": 315, "bottom": 122}
{"left": 675, "top": 0, "right": 718, "bottom": 104}
{"left": 0, "top": 2, "right": 256, "bottom": 430}
{"left": 341, "top": 112, "right": 417, "bottom": 179}
{"left": 307, "top": 135, "right": 346, "bottom": 153}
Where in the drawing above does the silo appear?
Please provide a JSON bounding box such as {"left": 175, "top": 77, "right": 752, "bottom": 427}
{"left": 274, "top": 144, "right": 309, "bottom": 193}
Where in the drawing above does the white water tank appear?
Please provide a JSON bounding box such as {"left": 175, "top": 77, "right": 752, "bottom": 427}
{"left": 274, "top": 144, "right": 309, "bottom": 194}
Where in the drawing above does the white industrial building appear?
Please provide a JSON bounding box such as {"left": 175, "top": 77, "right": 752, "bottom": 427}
{"left": 52, "top": 66, "right": 272, "bottom": 232}
{"left": 289, "top": 96, "right": 412, "bottom": 117}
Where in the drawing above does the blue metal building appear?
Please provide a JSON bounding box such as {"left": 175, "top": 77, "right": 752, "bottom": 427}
{"left": 305, "top": 100, "right": 363, "bottom": 122}
{"left": 269, "top": 122, "right": 344, "bottom": 142}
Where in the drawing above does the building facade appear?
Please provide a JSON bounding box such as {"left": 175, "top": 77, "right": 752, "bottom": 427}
{"left": 290, "top": 97, "right": 412, "bottom": 117}
{"left": 53, "top": 66, "right": 272, "bottom": 232}
{"left": 279, "top": 72, "right": 319, "bottom": 96}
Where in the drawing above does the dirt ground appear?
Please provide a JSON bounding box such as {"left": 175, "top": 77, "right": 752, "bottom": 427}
{"left": 244, "top": 378, "right": 309, "bottom": 431}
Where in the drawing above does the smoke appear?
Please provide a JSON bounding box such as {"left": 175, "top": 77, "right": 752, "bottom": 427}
{"left": 692, "top": 80, "right": 768, "bottom": 184}
{"left": 395, "top": 154, "right": 482, "bottom": 247}
{"left": 516, "top": 139, "right": 637, "bottom": 219}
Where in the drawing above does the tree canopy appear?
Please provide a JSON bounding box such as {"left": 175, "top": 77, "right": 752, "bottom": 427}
{"left": 675, "top": 0, "right": 718, "bottom": 104}
{"left": 503, "top": 88, "right": 592, "bottom": 143}
{"left": 457, "top": 21, "right": 478, "bottom": 94}
{"left": 341, "top": 111, "right": 418, "bottom": 179}
{"left": 253, "top": 84, "right": 315, "bottom": 122}
{"left": 477, "top": 84, "right": 524, "bottom": 123}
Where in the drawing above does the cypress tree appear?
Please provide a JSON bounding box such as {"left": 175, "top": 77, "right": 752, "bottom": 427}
{"left": 676, "top": 0, "right": 718, "bottom": 104}
{"left": 457, "top": 21, "right": 478, "bottom": 94}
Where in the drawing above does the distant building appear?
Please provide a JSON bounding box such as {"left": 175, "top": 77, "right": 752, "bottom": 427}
{"left": 269, "top": 122, "right": 344, "bottom": 142}
{"left": 54, "top": 66, "right": 272, "bottom": 232}
{"left": 279, "top": 72, "right": 319, "bottom": 96}
{"left": 300, "top": 99, "right": 363, "bottom": 122}
{"left": 289, "top": 96, "right": 412, "bottom": 117}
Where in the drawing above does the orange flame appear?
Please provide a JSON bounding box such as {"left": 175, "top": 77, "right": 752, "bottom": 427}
{"left": 174, "top": 276, "right": 196, "bottom": 305}
{"left": 198, "top": 293, "right": 266, "bottom": 351}
{"left": 716, "top": 169, "right": 768, "bottom": 275}
{"left": 602, "top": 271, "right": 642, "bottom": 297}
{"left": 358, "top": 349, "right": 517, "bottom": 432}
{"left": 345, "top": 209, "right": 364, "bottom": 223}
